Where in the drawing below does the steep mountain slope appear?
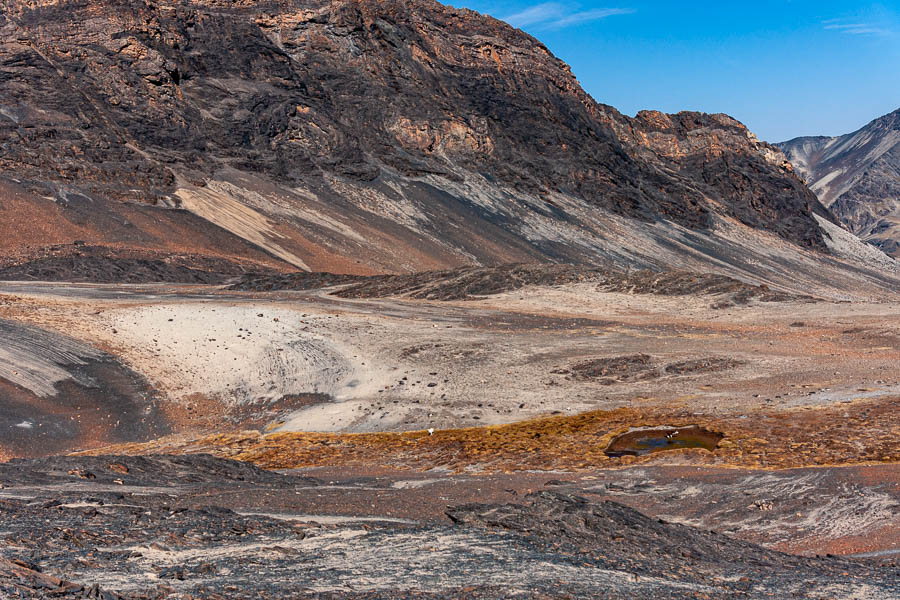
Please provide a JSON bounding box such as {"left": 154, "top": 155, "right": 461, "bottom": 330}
{"left": 0, "top": 179, "right": 291, "bottom": 274}
{"left": 0, "top": 0, "right": 896, "bottom": 293}
{"left": 780, "top": 109, "right": 900, "bottom": 256}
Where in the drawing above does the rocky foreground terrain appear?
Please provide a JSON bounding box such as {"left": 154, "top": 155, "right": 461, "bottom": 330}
{"left": 2, "top": 454, "right": 900, "bottom": 599}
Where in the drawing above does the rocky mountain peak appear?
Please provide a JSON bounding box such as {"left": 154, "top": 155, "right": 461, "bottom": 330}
{"left": 869, "top": 106, "right": 900, "bottom": 130}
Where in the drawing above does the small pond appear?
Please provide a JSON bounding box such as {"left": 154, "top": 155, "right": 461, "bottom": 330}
{"left": 604, "top": 425, "right": 723, "bottom": 457}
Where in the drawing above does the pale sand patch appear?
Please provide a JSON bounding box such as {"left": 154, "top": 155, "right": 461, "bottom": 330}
{"left": 93, "top": 303, "right": 387, "bottom": 406}
{"left": 275, "top": 398, "right": 378, "bottom": 432}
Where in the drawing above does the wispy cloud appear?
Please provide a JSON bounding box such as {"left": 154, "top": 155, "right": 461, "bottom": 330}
{"left": 822, "top": 18, "right": 893, "bottom": 36}
{"left": 504, "top": 3, "right": 633, "bottom": 30}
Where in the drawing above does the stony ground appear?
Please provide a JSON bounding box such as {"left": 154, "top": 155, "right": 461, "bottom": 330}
{"left": 1, "top": 455, "right": 899, "bottom": 599}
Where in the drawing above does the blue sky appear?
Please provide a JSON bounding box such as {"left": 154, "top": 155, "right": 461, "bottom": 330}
{"left": 448, "top": 1, "right": 900, "bottom": 142}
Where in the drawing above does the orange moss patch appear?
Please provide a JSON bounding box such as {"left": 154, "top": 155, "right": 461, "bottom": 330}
{"left": 75, "top": 395, "right": 900, "bottom": 473}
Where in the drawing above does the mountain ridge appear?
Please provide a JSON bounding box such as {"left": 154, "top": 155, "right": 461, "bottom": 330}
{"left": 0, "top": 0, "right": 896, "bottom": 296}
{"left": 779, "top": 107, "right": 900, "bottom": 256}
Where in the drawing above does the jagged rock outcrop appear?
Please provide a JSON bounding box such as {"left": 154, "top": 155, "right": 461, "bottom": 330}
{"left": 0, "top": 0, "right": 892, "bottom": 290}
{"left": 780, "top": 108, "right": 900, "bottom": 257}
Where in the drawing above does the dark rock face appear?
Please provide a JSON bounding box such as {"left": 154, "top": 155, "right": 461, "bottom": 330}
{"left": 229, "top": 263, "right": 808, "bottom": 303}
{"left": 779, "top": 108, "right": 900, "bottom": 257}
{"left": 446, "top": 491, "right": 899, "bottom": 597}
{"left": 0, "top": 255, "right": 238, "bottom": 283}
{"left": 0, "top": 0, "right": 833, "bottom": 273}
{"left": 0, "top": 457, "right": 896, "bottom": 599}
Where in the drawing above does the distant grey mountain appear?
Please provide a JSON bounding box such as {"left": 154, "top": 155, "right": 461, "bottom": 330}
{"left": 779, "top": 109, "right": 900, "bottom": 257}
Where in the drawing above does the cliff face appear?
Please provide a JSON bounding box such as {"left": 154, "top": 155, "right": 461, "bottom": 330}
{"left": 0, "top": 0, "right": 870, "bottom": 282}
{"left": 780, "top": 109, "right": 900, "bottom": 257}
